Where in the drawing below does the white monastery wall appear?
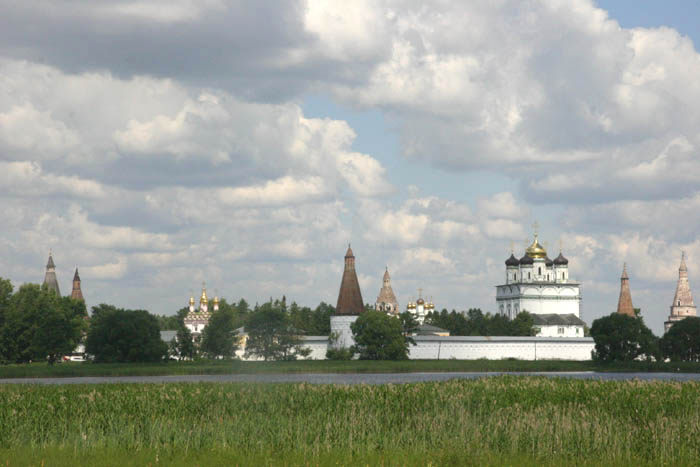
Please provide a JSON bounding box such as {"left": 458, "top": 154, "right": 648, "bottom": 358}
{"left": 407, "top": 336, "right": 594, "bottom": 361}
{"left": 330, "top": 315, "right": 359, "bottom": 349}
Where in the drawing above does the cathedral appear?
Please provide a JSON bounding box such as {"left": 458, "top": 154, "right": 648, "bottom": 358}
{"left": 496, "top": 234, "right": 584, "bottom": 336}
{"left": 406, "top": 292, "right": 435, "bottom": 324}
{"left": 183, "top": 283, "right": 219, "bottom": 337}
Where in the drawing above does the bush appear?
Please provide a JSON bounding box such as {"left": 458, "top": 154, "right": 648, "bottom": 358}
{"left": 326, "top": 347, "right": 354, "bottom": 360}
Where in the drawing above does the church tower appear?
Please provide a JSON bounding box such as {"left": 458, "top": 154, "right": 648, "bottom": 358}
{"left": 335, "top": 245, "right": 364, "bottom": 315}
{"left": 71, "top": 268, "right": 84, "bottom": 301}
{"left": 616, "top": 263, "right": 636, "bottom": 317}
{"left": 664, "top": 253, "right": 697, "bottom": 332}
{"left": 42, "top": 251, "right": 60, "bottom": 295}
{"left": 375, "top": 267, "right": 399, "bottom": 315}
{"left": 331, "top": 245, "right": 365, "bottom": 349}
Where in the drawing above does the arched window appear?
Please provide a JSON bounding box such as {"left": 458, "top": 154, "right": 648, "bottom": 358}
{"left": 513, "top": 273, "right": 516, "bottom": 280}
{"left": 528, "top": 272, "right": 531, "bottom": 279}
{"left": 678, "top": 300, "right": 681, "bottom": 306}
{"left": 538, "top": 267, "right": 542, "bottom": 275}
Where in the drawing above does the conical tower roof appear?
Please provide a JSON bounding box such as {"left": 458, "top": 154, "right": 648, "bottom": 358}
{"left": 377, "top": 267, "right": 398, "bottom": 305}
{"left": 336, "top": 244, "right": 364, "bottom": 315}
{"left": 670, "top": 252, "right": 696, "bottom": 316}
{"left": 71, "top": 268, "right": 84, "bottom": 301}
{"left": 616, "top": 263, "right": 635, "bottom": 317}
{"left": 42, "top": 252, "right": 60, "bottom": 296}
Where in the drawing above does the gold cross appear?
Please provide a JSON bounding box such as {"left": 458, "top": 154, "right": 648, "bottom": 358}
{"left": 418, "top": 288, "right": 423, "bottom": 298}
{"left": 532, "top": 221, "right": 539, "bottom": 236}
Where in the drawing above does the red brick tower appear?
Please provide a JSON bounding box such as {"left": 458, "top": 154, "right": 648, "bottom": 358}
{"left": 335, "top": 245, "right": 364, "bottom": 315}
{"left": 616, "top": 263, "right": 635, "bottom": 317}
{"left": 71, "top": 268, "right": 84, "bottom": 301}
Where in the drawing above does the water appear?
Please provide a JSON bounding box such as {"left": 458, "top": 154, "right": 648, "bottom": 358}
{"left": 2, "top": 372, "right": 700, "bottom": 385}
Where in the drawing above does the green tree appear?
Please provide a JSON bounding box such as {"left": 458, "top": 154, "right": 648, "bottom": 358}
{"left": 509, "top": 311, "right": 536, "bottom": 336}
{"left": 590, "top": 313, "right": 658, "bottom": 362}
{"left": 200, "top": 307, "right": 238, "bottom": 359}
{"left": 244, "top": 301, "right": 310, "bottom": 361}
{"left": 0, "top": 283, "right": 85, "bottom": 364}
{"left": 351, "top": 310, "right": 409, "bottom": 360}
{"left": 398, "top": 311, "right": 419, "bottom": 345}
{"left": 660, "top": 317, "right": 700, "bottom": 361}
{"left": 85, "top": 306, "right": 168, "bottom": 363}
{"left": 170, "top": 324, "right": 197, "bottom": 360}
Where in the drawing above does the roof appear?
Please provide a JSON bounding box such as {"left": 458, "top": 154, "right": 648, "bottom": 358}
{"left": 73, "top": 268, "right": 81, "bottom": 281}
{"left": 46, "top": 254, "right": 56, "bottom": 269}
{"left": 336, "top": 246, "right": 364, "bottom": 315}
{"left": 505, "top": 254, "right": 519, "bottom": 266}
{"left": 532, "top": 313, "right": 586, "bottom": 326}
{"left": 416, "top": 324, "right": 449, "bottom": 335}
{"left": 412, "top": 335, "right": 594, "bottom": 343}
{"left": 553, "top": 252, "right": 569, "bottom": 265}
{"left": 160, "top": 330, "right": 177, "bottom": 342}
{"left": 519, "top": 254, "right": 534, "bottom": 265}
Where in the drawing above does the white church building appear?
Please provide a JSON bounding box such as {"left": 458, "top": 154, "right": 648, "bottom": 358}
{"left": 496, "top": 234, "right": 585, "bottom": 337}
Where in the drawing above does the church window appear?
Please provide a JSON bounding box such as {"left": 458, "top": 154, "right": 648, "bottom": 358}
{"left": 528, "top": 272, "right": 531, "bottom": 279}
{"left": 558, "top": 327, "right": 564, "bottom": 334}
{"left": 678, "top": 300, "right": 681, "bottom": 306}
{"left": 513, "top": 273, "right": 516, "bottom": 280}
{"left": 538, "top": 267, "right": 542, "bottom": 275}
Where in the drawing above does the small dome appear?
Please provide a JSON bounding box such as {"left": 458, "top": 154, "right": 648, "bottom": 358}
{"left": 505, "top": 254, "right": 519, "bottom": 267}
{"left": 519, "top": 254, "right": 534, "bottom": 265}
{"left": 213, "top": 296, "right": 220, "bottom": 304}
{"left": 553, "top": 253, "right": 568, "bottom": 265}
{"left": 545, "top": 257, "right": 554, "bottom": 267}
{"left": 189, "top": 296, "right": 195, "bottom": 305}
{"left": 417, "top": 298, "right": 425, "bottom": 305}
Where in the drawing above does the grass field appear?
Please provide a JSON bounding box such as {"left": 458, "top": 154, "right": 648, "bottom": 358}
{"left": 1, "top": 377, "right": 700, "bottom": 465}
{"left": 2, "top": 358, "right": 700, "bottom": 379}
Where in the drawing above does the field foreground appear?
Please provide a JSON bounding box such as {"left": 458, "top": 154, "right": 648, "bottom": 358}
{"left": 1, "top": 376, "right": 698, "bottom": 466}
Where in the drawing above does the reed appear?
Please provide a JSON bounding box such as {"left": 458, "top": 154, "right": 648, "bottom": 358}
{"left": 1, "top": 377, "right": 698, "bottom": 465}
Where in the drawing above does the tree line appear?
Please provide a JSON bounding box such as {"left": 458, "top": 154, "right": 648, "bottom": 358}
{"left": 589, "top": 311, "right": 700, "bottom": 363}
{"left": 424, "top": 308, "right": 536, "bottom": 336}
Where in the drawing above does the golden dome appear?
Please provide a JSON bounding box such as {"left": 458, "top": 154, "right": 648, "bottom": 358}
{"left": 417, "top": 298, "right": 425, "bottom": 305}
{"left": 213, "top": 296, "right": 220, "bottom": 305}
{"left": 189, "top": 296, "right": 195, "bottom": 305}
{"left": 526, "top": 235, "right": 547, "bottom": 259}
{"left": 200, "top": 284, "right": 208, "bottom": 304}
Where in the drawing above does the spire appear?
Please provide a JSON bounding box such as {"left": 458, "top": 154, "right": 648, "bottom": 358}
{"left": 668, "top": 252, "right": 696, "bottom": 320}
{"left": 616, "top": 263, "right": 635, "bottom": 317}
{"left": 70, "top": 267, "right": 84, "bottom": 301}
{"left": 42, "top": 251, "right": 60, "bottom": 295}
{"left": 376, "top": 267, "right": 398, "bottom": 314}
{"left": 336, "top": 245, "right": 364, "bottom": 315}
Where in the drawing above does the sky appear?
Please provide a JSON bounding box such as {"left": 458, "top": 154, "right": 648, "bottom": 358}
{"left": 1, "top": 0, "right": 699, "bottom": 335}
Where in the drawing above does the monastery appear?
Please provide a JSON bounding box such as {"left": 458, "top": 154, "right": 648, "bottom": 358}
{"left": 496, "top": 234, "right": 585, "bottom": 337}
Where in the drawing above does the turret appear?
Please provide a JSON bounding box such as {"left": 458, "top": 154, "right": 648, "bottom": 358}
{"left": 213, "top": 296, "right": 220, "bottom": 312}
{"left": 189, "top": 295, "right": 195, "bottom": 313}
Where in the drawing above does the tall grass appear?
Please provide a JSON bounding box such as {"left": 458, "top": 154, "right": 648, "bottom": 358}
{"left": 1, "top": 377, "right": 699, "bottom": 465}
